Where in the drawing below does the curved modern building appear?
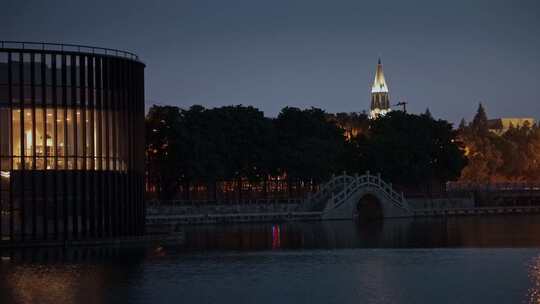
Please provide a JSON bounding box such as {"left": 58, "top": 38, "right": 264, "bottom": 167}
{"left": 0, "top": 41, "right": 145, "bottom": 242}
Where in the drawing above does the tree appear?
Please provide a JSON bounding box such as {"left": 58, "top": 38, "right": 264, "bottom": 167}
{"left": 146, "top": 103, "right": 472, "bottom": 199}
{"left": 471, "top": 103, "right": 488, "bottom": 135}
{"left": 145, "top": 105, "right": 184, "bottom": 199}
{"left": 423, "top": 108, "right": 433, "bottom": 119}
{"left": 353, "top": 111, "right": 467, "bottom": 191}
{"left": 177, "top": 105, "right": 219, "bottom": 199}
{"left": 275, "top": 107, "right": 346, "bottom": 188}
{"left": 525, "top": 125, "right": 540, "bottom": 181}
{"left": 330, "top": 112, "right": 370, "bottom": 139}
{"left": 176, "top": 105, "right": 276, "bottom": 200}
{"left": 457, "top": 104, "right": 504, "bottom": 183}
{"left": 458, "top": 118, "right": 467, "bottom": 130}
{"left": 207, "top": 105, "right": 275, "bottom": 189}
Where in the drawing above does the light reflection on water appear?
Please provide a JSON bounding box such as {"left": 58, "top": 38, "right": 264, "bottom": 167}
{"left": 2, "top": 216, "right": 540, "bottom": 304}
{"left": 528, "top": 255, "right": 540, "bottom": 303}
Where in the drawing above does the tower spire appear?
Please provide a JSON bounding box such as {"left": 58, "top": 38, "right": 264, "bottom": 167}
{"left": 371, "top": 58, "right": 388, "bottom": 93}
{"left": 369, "top": 57, "right": 391, "bottom": 119}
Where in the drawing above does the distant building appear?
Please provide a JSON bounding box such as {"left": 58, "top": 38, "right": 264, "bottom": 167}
{"left": 487, "top": 118, "right": 536, "bottom": 135}
{"left": 369, "top": 58, "right": 391, "bottom": 119}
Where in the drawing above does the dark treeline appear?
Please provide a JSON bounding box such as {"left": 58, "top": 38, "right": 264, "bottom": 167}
{"left": 458, "top": 104, "right": 540, "bottom": 182}
{"left": 146, "top": 105, "right": 466, "bottom": 200}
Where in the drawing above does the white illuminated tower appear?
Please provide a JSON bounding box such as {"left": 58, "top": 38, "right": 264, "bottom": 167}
{"left": 369, "top": 58, "right": 391, "bottom": 119}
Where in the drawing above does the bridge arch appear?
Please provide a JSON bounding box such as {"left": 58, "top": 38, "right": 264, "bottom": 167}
{"left": 356, "top": 193, "right": 384, "bottom": 221}
{"left": 310, "top": 173, "right": 412, "bottom": 220}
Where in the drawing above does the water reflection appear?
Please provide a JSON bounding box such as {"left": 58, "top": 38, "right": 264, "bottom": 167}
{"left": 528, "top": 255, "right": 540, "bottom": 303}
{"left": 271, "top": 225, "right": 281, "bottom": 249}
{"left": 0, "top": 247, "right": 151, "bottom": 304}
{"left": 181, "top": 215, "right": 540, "bottom": 251}
{"left": 1, "top": 216, "right": 540, "bottom": 304}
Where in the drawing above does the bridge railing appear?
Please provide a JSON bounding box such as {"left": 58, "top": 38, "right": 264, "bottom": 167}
{"left": 446, "top": 182, "right": 540, "bottom": 192}
{"left": 147, "top": 199, "right": 303, "bottom": 216}
{"left": 325, "top": 172, "right": 408, "bottom": 211}
{"left": 148, "top": 198, "right": 303, "bottom": 207}
{"left": 301, "top": 174, "right": 353, "bottom": 211}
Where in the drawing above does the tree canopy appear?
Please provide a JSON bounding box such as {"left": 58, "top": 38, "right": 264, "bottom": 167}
{"left": 458, "top": 104, "right": 540, "bottom": 182}
{"left": 146, "top": 104, "right": 468, "bottom": 199}
{"left": 350, "top": 111, "right": 467, "bottom": 188}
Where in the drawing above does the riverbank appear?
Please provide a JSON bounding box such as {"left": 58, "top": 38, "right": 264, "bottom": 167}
{"left": 146, "top": 204, "right": 540, "bottom": 226}
{"left": 0, "top": 233, "right": 184, "bottom": 249}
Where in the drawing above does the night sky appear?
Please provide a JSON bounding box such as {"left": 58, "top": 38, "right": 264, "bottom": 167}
{"left": 3, "top": 0, "right": 540, "bottom": 124}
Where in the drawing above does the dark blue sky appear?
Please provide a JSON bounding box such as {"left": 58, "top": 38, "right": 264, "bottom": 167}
{"left": 3, "top": 0, "right": 540, "bottom": 123}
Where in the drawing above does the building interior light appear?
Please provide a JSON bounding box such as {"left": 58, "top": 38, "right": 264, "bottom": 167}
{"left": 25, "top": 131, "right": 32, "bottom": 147}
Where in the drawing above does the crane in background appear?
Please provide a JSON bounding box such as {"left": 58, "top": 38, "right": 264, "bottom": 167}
{"left": 394, "top": 100, "right": 408, "bottom": 113}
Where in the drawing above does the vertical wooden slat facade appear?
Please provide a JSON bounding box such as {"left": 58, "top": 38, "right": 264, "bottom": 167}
{"left": 0, "top": 43, "right": 145, "bottom": 243}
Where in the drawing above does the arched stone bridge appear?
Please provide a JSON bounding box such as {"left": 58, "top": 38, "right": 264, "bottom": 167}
{"left": 299, "top": 172, "right": 412, "bottom": 219}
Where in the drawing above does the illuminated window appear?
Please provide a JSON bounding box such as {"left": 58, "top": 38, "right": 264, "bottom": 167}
{"left": 2, "top": 107, "right": 126, "bottom": 171}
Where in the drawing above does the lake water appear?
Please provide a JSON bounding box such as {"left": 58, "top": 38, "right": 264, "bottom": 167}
{"left": 2, "top": 216, "right": 540, "bottom": 303}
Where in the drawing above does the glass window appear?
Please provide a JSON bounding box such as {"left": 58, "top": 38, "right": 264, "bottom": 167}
{"left": 94, "top": 109, "right": 101, "bottom": 170}
{"left": 56, "top": 55, "right": 62, "bottom": 86}
{"left": 23, "top": 85, "right": 32, "bottom": 105}
{"left": 74, "top": 87, "right": 80, "bottom": 105}
{"left": 5, "top": 105, "right": 124, "bottom": 172}
{"left": 23, "top": 108, "right": 33, "bottom": 169}
{"left": 0, "top": 52, "right": 7, "bottom": 84}
{"left": 67, "top": 108, "right": 75, "bottom": 169}
{"left": 23, "top": 53, "right": 31, "bottom": 85}
{"left": 102, "top": 107, "right": 107, "bottom": 169}
{"left": 76, "top": 108, "right": 84, "bottom": 169}
{"left": 45, "top": 86, "right": 53, "bottom": 105}
{"left": 88, "top": 57, "right": 95, "bottom": 91}
{"left": 57, "top": 108, "right": 66, "bottom": 169}
{"left": 83, "top": 56, "right": 88, "bottom": 88}
{"left": 12, "top": 109, "right": 21, "bottom": 169}
{"left": 45, "top": 54, "right": 53, "bottom": 86}
{"left": 35, "top": 83, "right": 42, "bottom": 104}
{"left": 46, "top": 108, "right": 55, "bottom": 169}
{"left": 12, "top": 85, "right": 20, "bottom": 104}
{"left": 108, "top": 109, "right": 114, "bottom": 169}
{"left": 114, "top": 110, "right": 119, "bottom": 169}
{"left": 1, "top": 187, "right": 10, "bottom": 240}
{"left": 35, "top": 108, "right": 45, "bottom": 169}
{"left": 0, "top": 85, "right": 8, "bottom": 106}
{"left": 0, "top": 108, "right": 10, "bottom": 160}
{"left": 65, "top": 87, "right": 72, "bottom": 105}
{"left": 12, "top": 53, "right": 21, "bottom": 85}
{"left": 86, "top": 109, "right": 93, "bottom": 170}
{"left": 65, "top": 55, "right": 71, "bottom": 87}
{"left": 75, "top": 56, "right": 80, "bottom": 88}
{"left": 35, "top": 54, "right": 42, "bottom": 85}
{"left": 56, "top": 84, "right": 63, "bottom": 105}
